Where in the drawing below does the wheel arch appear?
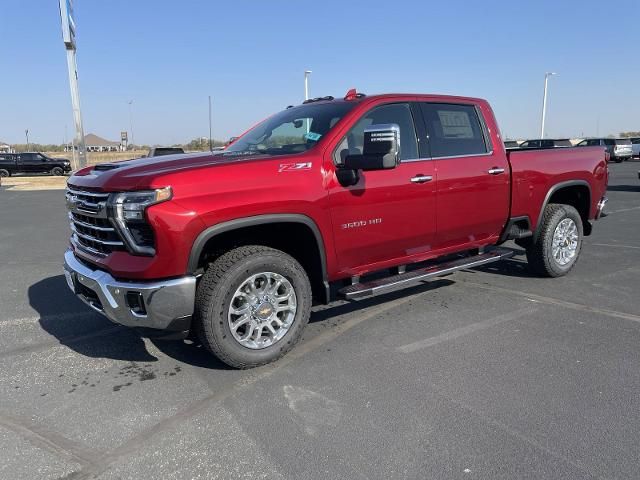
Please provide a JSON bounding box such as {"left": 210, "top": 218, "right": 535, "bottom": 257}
{"left": 534, "top": 180, "right": 591, "bottom": 241}
{"left": 188, "top": 214, "right": 330, "bottom": 303}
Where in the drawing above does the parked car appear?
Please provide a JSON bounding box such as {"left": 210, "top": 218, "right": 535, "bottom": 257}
{"left": 63, "top": 90, "right": 608, "bottom": 369}
{"left": 146, "top": 147, "right": 185, "bottom": 157}
{"left": 576, "top": 138, "right": 633, "bottom": 163}
{"left": 504, "top": 140, "right": 520, "bottom": 148}
{"left": 630, "top": 137, "right": 640, "bottom": 158}
{"left": 0, "top": 152, "right": 71, "bottom": 177}
{"left": 519, "top": 139, "right": 573, "bottom": 148}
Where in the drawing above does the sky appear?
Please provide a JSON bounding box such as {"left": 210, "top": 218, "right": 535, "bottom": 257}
{"left": 1, "top": 0, "right": 638, "bottom": 145}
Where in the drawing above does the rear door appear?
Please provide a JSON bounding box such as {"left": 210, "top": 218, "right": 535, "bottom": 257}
{"left": 18, "top": 153, "right": 39, "bottom": 173}
{"left": 419, "top": 102, "right": 510, "bottom": 251}
{"left": 326, "top": 102, "right": 437, "bottom": 273}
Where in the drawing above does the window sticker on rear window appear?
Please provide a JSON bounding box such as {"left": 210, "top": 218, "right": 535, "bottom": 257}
{"left": 437, "top": 110, "right": 474, "bottom": 138}
{"left": 304, "top": 132, "right": 322, "bottom": 141}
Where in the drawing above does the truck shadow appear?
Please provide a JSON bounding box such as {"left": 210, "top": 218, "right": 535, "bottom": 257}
{"left": 607, "top": 185, "right": 640, "bottom": 193}
{"left": 28, "top": 275, "right": 157, "bottom": 362}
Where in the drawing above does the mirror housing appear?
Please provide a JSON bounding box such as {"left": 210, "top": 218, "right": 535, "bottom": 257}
{"left": 343, "top": 124, "right": 400, "bottom": 171}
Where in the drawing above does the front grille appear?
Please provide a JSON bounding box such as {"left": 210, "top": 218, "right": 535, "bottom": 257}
{"left": 66, "top": 187, "right": 125, "bottom": 256}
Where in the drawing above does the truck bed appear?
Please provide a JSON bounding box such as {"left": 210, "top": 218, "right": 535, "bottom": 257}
{"left": 507, "top": 146, "right": 608, "bottom": 229}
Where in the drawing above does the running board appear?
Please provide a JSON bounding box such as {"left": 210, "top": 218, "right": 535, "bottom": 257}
{"left": 339, "top": 247, "right": 514, "bottom": 300}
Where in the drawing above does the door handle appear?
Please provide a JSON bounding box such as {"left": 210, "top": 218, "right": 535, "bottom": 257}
{"left": 410, "top": 175, "right": 433, "bottom": 184}
{"left": 487, "top": 167, "right": 505, "bottom": 175}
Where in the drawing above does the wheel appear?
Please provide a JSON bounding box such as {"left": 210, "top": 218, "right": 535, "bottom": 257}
{"left": 614, "top": 157, "right": 623, "bottom": 163}
{"left": 0, "top": 169, "right": 9, "bottom": 178}
{"left": 526, "top": 204, "right": 583, "bottom": 277}
{"left": 194, "top": 245, "right": 312, "bottom": 369}
{"left": 51, "top": 167, "right": 64, "bottom": 176}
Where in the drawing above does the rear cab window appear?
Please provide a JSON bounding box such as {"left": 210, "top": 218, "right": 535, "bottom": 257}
{"left": 615, "top": 139, "right": 632, "bottom": 146}
{"left": 419, "top": 103, "right": 491, "bottom": 158}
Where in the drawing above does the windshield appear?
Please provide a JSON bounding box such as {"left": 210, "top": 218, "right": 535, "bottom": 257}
{"left": 224, "top": 101, "right": 356, "bottom": 156}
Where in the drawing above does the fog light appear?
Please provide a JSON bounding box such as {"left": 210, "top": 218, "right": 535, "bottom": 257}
{"left": 126, "top": 291, "right": 147, "bottom": 316}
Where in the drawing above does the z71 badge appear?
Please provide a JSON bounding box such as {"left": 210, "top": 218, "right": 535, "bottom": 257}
{"left": 278, "top": 162, "right": 312, "bottom": 172}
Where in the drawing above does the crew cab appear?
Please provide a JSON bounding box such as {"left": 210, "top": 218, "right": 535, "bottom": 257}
{"left": 63, "top": 91, "right": 609, "bottom": 368}
{"left": 0, "top": 152, "right": 71, "bottom": 177}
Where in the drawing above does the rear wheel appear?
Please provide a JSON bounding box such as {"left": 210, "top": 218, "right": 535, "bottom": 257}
{"left": 614, "top": 157, "right": 623, "bottom": 163}
{"left": 0, "top": 169, "right": 9, "bottom": 178}
{"left": 194, "top": 245, "right": 312, "bottom": 369}
{"left": 526, "top": 204, "right": 583, "bottom": 277}
{"left": 51, "top": 167, "right": 64, "bottom": 176}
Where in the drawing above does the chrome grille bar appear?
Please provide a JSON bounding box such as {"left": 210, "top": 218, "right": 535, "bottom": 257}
{"left": 70, "top": 224, "right": 124, "bottom": 246}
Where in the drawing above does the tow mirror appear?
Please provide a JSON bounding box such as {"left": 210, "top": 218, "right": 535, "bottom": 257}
{"left": 342, "top": 124, "right": 400, "bottom": 171}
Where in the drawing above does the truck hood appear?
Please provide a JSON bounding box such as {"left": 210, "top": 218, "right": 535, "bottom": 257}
{"left": 67, "top": 151, "right": 274, "bottom": 191}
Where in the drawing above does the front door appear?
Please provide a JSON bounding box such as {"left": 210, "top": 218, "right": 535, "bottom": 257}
{"left": 326, "top": 102, "right": 436, "bottom": 275}
{"left": 418, "top": 102, "right": 510, "bottom": 251}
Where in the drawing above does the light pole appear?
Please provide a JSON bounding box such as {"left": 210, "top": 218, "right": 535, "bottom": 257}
{"left": 304, "top": 70, "right": 312, "bottom": 133}
{"left": 25, "top": 129, "right": 30, "bottom": 151}
{"left": 208, "top": 95, "right": 213, "bottom": 151}
{"left": 304, "top": 70, "right": 312, "bottom": 101}
{"left": 128, "top": 100, "right": 135, "bottom": 149}
{"left": 540, "top": 72, "right": 557, "bottom": 139}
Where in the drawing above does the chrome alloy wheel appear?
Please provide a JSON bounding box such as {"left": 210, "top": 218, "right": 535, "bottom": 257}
{"left": 552, "top": 218, "right": 579, "bottom": 266}
{"left": 228, "top": 272, "right": 297, "bottom": 349}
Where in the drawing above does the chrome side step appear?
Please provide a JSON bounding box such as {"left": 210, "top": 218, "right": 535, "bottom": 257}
{"left": 338, "top": 247, "right": 514, "bottom": 300}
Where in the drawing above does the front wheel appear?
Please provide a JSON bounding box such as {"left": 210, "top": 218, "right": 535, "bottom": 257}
{"left": 51, "top": 167, "right": 64, "bottom": 176}
{"left": 526, "top": 204, "right": 583, "bottom": 277}
{"left": 194, "top": 245, "right": 312, "bottom": 369}
{"left": 0, "top": 169, "right": 9, "bottom": 178}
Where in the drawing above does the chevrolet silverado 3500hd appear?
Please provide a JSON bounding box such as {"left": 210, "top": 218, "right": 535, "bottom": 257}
{"left": 63, "top": 90, "right": 608, "bottom": 368}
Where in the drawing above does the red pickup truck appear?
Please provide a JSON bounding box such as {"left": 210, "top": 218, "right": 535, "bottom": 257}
{"left": 64, "top": 91, "right": 608, "bottom": 368}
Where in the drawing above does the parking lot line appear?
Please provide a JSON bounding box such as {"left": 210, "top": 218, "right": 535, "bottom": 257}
{"left": 0, "top": 411, "right": 99, "bottom": 468}
{"left": 397, "top": 307, "right": 537, "bottom": 353}
{"left": 463, "top": 281, "right": 640, "bottom": 324}
{"left": 609, "top": 205, "right": 640, "bottom": 214}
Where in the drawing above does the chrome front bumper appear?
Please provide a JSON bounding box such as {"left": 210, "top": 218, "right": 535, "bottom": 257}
{"left": 63, "top": 250, "right": 196, "bottom": 332}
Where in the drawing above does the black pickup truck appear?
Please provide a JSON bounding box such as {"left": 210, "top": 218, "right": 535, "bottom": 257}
{"left": 0, "top": 152, "right": 72, "bottom": 177}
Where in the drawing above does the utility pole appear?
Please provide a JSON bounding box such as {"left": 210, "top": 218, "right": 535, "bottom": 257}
{"left": 540, "top": 72, "right": 557, "bottom": 139}
{"left": 208, "top": 96, "right": 213, "bottom": 151}
{"left": 128, "top": 100, "right": 135, "bottom": 149}
{"left": 25, "top": 129, "right": 30, "bottom": 151}
{"left": 59, "top": 0, "right": 86, "bottom": 169}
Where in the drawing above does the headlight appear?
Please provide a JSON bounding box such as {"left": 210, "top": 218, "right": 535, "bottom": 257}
{"left": 109, "top": 187, "right": 172, "bottom": 255}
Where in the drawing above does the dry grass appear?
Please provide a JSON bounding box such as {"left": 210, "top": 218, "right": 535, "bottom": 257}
{"left": 1, "top": 175, "right": 67, "bottom": 191}
{"left": 44, "top": 150, "right": 148, "bottom": 166}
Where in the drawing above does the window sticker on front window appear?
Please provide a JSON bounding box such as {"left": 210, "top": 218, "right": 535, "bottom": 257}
{"left": 304, "top": 132, "right": 322, "bottom": 141}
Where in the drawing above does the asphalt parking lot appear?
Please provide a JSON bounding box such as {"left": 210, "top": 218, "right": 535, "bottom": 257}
{"left": 1, "top": 161, "right": 639, "bottom": 480}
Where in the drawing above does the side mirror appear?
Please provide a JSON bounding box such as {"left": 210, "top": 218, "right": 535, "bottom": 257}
{"left": 343, "top": 124, "right": 400, "bottom": 171}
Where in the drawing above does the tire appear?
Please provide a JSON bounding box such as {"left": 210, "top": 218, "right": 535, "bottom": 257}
{"left": 526, "top": 204, "right": 583, "bottom": 277}
{"left": 194, "top": 245, "right": 312, "bottom": 369}
{"left": 614, "top": 157, "right": 623, "bottom": 163}
{"left": 0, "top": 169, "right": 9, "bottom": 178}
{"left": 51, "top": 167, "right": 64, "bottom": 176}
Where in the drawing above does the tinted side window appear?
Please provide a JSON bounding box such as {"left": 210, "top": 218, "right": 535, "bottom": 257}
{"left": 21, "top": 153, "right": 36, "bottom": 161}
{"left": 420, "top": 103, "right": 488, "bottom": 158}
{"left": 586, "top": 139, "right": 600, "bottom": 146}
{"left": 603, "top": 139, "right": 615, "bottom": 146}
{"left": 334, "top": 103, "right": 418, "bottom": 164}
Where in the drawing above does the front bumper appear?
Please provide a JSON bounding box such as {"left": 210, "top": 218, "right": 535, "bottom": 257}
{"left": 63, "top": 250, "right": 196, "bottom": 333}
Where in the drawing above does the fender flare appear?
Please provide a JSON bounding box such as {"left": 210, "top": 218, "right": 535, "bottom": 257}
{"left": 187, "top": 214, "right": 330, "bottom": 301}
{"left": 533, "top": 180, "right": 591, "bottom": 242}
